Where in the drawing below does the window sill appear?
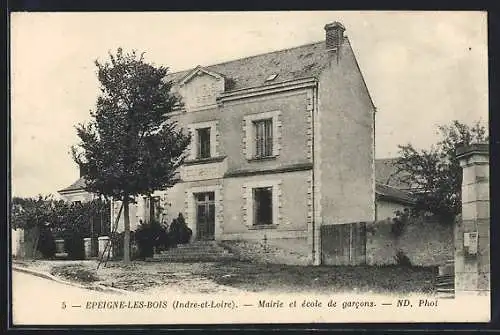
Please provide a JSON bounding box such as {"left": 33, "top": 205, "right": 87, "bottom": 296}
{"left": 247, "top": 155, "right": 278, "bottom": 163}
{"left": 248, "top": 224, "right": 278, "bottom": 230}
{"left": 184, "top": 156, "right": 226, "bottom": 166}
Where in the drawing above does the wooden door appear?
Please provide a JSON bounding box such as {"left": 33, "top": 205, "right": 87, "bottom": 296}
{"left": 195, "top": 192, "right": 215, "bottom": 240}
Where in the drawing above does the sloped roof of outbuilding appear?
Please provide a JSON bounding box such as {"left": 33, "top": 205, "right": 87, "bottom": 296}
{"left": 57, "top": 176, "right": 87, "bottom": 193}
{"left": 375, "top": 182, "right": 416, "bottom": 205}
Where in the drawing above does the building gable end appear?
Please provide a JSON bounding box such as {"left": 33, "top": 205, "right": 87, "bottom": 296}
{"left": 178, "top": 66, "right": 224, "bottom": 87}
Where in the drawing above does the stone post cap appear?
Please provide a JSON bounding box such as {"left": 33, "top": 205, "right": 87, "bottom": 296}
{"left": 456, "top": 143, "right": 489, "bottom": 159}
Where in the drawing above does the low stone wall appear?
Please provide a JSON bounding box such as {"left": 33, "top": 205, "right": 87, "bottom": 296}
{"left": 220, "top": 237, "right": 311, "bottom": 265}
{"left": 366, "top": 218, "right": 453, "bottom": 266}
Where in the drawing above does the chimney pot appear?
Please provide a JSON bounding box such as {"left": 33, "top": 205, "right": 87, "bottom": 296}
{"left": 324, "top": 21, "right": 346, "bottom": 50}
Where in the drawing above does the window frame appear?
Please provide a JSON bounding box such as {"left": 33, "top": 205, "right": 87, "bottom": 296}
{"left": 196, "top": 127, "right": 212, "bottom": 159}
{"left": 187, "top": 120, "right": 218, "bottom": 161}
{"left": 243, "top": 179, "right": 281, "bottom": 229}
{"left": 253, "top": 118, "right": 273, "bottom": 159}
{"left": 252, "top": 186, "right": 274, "bottom": 226}
{"left": 243, "top": 110, "right": 281, "bottom": 161}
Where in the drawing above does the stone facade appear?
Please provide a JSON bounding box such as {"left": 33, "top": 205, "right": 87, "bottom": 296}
{"left": 60, "top": 22, "right": 377, "bottom": 265}
{"left": 455, "top": 144, "right": 489, "bottom": 296}
{"left": 159, "top": 22, "right": 375, "bottom": 265}
{"left": 58, "top": 190, "right": 94, "bottom": 203}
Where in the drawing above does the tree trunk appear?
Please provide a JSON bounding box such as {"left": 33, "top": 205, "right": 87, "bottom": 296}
{"left": 123, "top": 196, "right": 130, "bottom": 263}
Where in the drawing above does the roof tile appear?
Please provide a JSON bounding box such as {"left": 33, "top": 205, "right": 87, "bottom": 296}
{"left": 375, "top": 182, "right": 416, "bottom": 205}
{"left": 167, "top": 41, "right": 333, "bottom": 91}
{"left": 58, "top": 176, "right": 87, "bottom": 193}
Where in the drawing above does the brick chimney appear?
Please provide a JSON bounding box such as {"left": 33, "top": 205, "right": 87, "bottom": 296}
{"left": 324, "top": 21, "right": 345, "bottom": 50}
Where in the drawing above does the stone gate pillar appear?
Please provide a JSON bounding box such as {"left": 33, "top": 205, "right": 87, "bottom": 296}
{"left": 455, "top": 143, "right": 489, "bottom": 297}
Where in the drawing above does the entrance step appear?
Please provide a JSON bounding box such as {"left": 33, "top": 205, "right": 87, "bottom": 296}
{"left": 436, "top": 259, "right": 455, "bottom": 299}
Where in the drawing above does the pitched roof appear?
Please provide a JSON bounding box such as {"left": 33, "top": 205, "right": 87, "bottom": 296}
{"left": 58, "top": 176, "right": 87, "bottom": 193}
{"left": 57, "top": 171, "right": 182, "bottom": 195}
{"left": 375, "top": 182, "right": 416, "bottom": 205}
{"left": 166, "top": 41, "right": 333, "bottom": 91}
{"left": 375, "top": 158, "right": 413, "bottom": 190}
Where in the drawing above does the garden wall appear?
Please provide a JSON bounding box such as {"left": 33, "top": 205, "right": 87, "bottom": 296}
{"left": 366, "top": 217, "right": 453, "bottom": 266}
{"left": 21, "top": 226, "right": 42, "bottom": 259}
{"left": 11, "top": 228, "right": 24, "bottom": 258}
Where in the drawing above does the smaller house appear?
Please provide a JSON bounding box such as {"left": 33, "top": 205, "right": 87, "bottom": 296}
{"left": 375, "top": 183, "right": 415, "bottom": 220}
{"left": 374, "top": 158, "right": 416, "bottom": 220}
{"left": 57, "top": 166, "right": 95, "bottom": 204}
{"left": 58, "top": 165, "right": 160, "bottom": 234}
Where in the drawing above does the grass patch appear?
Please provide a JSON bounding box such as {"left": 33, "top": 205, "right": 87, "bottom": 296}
{"left": 200, "top": 261, "right": 437, "bottom": 294}
{"left": 50, "top": 264, "right": 100, "bottom": 283}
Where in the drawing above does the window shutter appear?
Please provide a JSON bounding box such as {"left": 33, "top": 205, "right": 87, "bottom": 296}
{"left": 266, "top": 119, "right": 273, "bottom": 157}
{"left": 207, "top": 129, "right": 211, "bottom": 157}
{"left": 272, "top": 112, "right": 281, "bottom": 157}
{"left": 244, "top": 119, "right": 253, "bottom": 160}
{"left": 188, "top": 126, "right": 196, "bottom": 160}
{"left": 211, "top": 123, "right": 217, "bottom": 157}
{"left": 196, "top": 129, "right": 202, "bottom": 159}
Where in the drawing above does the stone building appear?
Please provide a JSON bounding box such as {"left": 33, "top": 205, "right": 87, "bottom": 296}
{"left": 115, "top": 21, "right": 376, "bottom": 265}
{"left": 60, "top": 22, "right": 390, "bottom": 265}
{"left": 57, "top": 174, "right": 95, "bottom": 204}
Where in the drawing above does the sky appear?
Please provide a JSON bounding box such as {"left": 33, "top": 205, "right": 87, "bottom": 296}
{"left": 10, "top": 11, "right": 488, "bottom": 198}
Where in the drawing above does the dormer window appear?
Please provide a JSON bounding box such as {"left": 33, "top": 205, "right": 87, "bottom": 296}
{"left": 265, "top": 73, "right": 278, "bottom": 82}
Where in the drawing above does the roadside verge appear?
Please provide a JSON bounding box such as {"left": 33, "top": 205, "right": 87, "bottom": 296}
{"left": 12, "top": 264, "right": 132, "bottom": 295}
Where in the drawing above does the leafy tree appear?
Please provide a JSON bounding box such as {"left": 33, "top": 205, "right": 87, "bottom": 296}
{"left": 11, "top": 196, "right": 112, "bottom": 259}
{"left": 11, "top": 195, "right": 60, "bottom": 258}
{"left": 395, "top": 120, "right": 488, "bottom": 223}
{"left": 72, "top": 48, "right": 191, "bottom": 263}
{"left": 51, "top": 199, "right": 111, "bottom": 237}
{"left": 11, "top": 195, "right": 58, "bottom": 230}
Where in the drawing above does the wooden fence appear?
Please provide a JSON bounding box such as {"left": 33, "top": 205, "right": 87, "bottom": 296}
{"left": 321, "top": 222, "right": 367, "bottom": 265}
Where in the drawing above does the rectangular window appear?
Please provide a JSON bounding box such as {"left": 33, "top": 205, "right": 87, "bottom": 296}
{"left": 254, "top": 119, "right": 273, "bottom": 158}
{"left": 253, "top": 187, "right": 273, "bottom": 225}
{"left": 197, "top": 127, "right": 211, "bottom": 159}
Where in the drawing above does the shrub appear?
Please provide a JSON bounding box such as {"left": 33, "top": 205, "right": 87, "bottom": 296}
{"left": 63, "top": 231, "right": 85, "bottom": 260}
{"left": 135, "top": 223, "right": 154, "bottom": 259}
{"left": 135, "top": 220, "right": 168, "bottom": 259}
{"left": 38, "top": 226, "right": 56, "bottom": 259}
{"left": 169, "top": 213, "right": 192, "bottom": 246}
{"left": 391, "top": 208, "right": 411, "bottom": 238}
{"left": 394, "top": 250, "right": 412, "bottom": 267}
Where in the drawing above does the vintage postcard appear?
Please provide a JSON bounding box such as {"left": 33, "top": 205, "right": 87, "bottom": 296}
{"left": 9, "top": 11, "right": 490, "bottom": 326}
